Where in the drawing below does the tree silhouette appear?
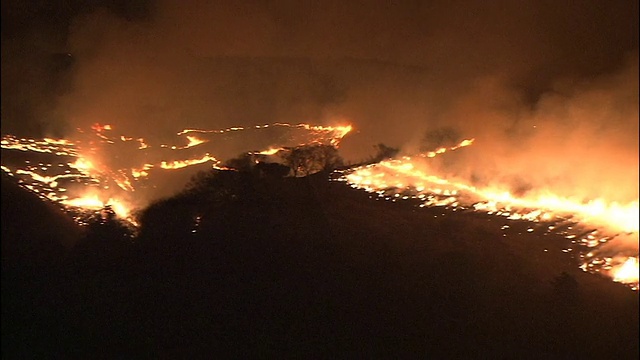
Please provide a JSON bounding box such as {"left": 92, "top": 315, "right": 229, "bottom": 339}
{"left": 183, "top": 169, "right": 254, "bottom": 203}
{"left": 285, "top": 144, "right": 343, "bottom": 176}
{"left": 224, "top": 153, "right": 255, "bottom": 172}
{"left": 254, "top": 161, "right": 290, "bottom": 179}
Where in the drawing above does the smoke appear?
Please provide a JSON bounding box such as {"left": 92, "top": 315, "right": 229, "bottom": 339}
{"left": 2, "top": 0, "right": 637, "bottom": 202}
{"left": 420, "top": 53, "right": 639, "bottom": 205}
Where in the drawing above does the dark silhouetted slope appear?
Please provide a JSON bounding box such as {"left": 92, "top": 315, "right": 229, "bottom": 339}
{"left": 1, "top": 170, "right": 638, "bottom": 359}
{"left": 1, "top": 172, "right": 81, "bottom": 265}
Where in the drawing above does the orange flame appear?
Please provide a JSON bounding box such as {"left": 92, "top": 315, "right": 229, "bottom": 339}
{"left": 341, "top": 137, "right": 639, "bottom": 289}
{"left": 257, "top": 147, "right": 284, "bottom": 155}
{"left": 185, "top": 135, "right": 206, "bottom": 148}
{"left": 613, "top": 257, "right": 639, "bottom": 286}
{"left": 62, "top": 195, "right": 134, "bottom": 221}
{"left": 160, "top": 154, "right": 219, "bottom": 169}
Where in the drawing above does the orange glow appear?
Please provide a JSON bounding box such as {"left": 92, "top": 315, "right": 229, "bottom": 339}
{"left": 340, "top": 137, "right": 639, "bottom": 290}
{"left": 62, "top": 195, "right": 104, "bottom": 209}
{"left": 62, "top": 194, "right": 134, "bottom": 221}
{"left": 160, "top": 154, "right": 219, "bottom": 169}
{"left": 422, "top": 138, "right": 475, "bottom": 158}
{"left": 184, "top": 135, "right": 206, "bottom": 148}
{"left": 137, "top": 138, "right": 149, "bottom": 149}
{"left": 1, "top": 121, "right": 637, "bottom": 289}
{"left": 176, "top": 123, "right": 352, "bottom": 147}
{"left": 71, "top": 158, "right": 94, "bottom": 171}
{"left": 613, "top": 257, "right": 639, "bottom": 286}
{"left": 91, "top": 123, "right": 112, "bottom": 132}
{"left": 131, "top": 164, "right": 154, "bottom": 178}
{"left": 258, "top": 147, "right": 284, "bottom": 155}
{"left": 44, "top": 138, "right": 73, "bottom": 145}
{"left": 2, "top": 121, "right": 351, "bottom": 229}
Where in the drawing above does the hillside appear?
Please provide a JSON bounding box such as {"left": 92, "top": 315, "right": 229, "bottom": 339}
{"left": 2, "top": 170, "right": 638, "bottom": 358}
{"left": 1, "top": 173, "right": 82, "bottom": 264}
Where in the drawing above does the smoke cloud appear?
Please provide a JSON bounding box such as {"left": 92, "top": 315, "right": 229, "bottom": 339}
{"left": 420, "top": 53, "right": 639, "bottom": 204}
{"left": 2, "top": 0, "right": 638, "bottom": 203}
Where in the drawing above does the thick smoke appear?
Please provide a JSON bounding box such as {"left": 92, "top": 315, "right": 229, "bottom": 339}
{"left": 421, "top": 54, "right": 639, "bottom": 204}
{"left": 2, "top": 0, "right": 638, "bottom": 204}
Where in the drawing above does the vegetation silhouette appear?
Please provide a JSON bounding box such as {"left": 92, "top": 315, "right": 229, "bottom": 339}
{"left": 1, "top": 163, "right": 639, "bottom": 358}
{"left": 283, "top": 144, "right": 344, "bottom": 176}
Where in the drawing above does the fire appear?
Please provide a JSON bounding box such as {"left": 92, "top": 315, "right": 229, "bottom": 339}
{"left": 137, "top": 138, "right": 149, "bottom": 149}
{"left": 71, "top": 158, "right": 94, "bottom": 171}
{"left": 62, "top": 194, "right": 134, "bottom": 221}
{"left": 613, "top": 257, "right": 639, "bottom": 285}
{"left": 91, "top": 123, "right": 112, "bottom": 132}
{"left": 2, "top": 120, "right": 637, "bottom": 289}
{"left": 62, "top": 195, "right": 105, "bottom": 209}
{"left": 177, "top": 123, "right": 352, "bottom": 147}
{"left": 185, "top": 135, "right": 206, "bottom": 148}
{"left": 1, "top": 121, "right": 352, "bottom": 228}
{"left": 160, "top": 154, "right": 219, "bottom": 169}
{"left": 339, "top": 137, "right": 639, "bottom": 290}
{"left": 257, "top": 147, "right": 284, "bottom": 155}
{"left": 131, "top": 163, "right": 154, "bottom": 178}
{"left": 1, "top": 135, "right": 78, "bottom": 155}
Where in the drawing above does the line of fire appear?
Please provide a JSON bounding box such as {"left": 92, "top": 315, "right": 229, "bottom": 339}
{"left": 1, "top": 121, "right": 637, "bottom": 290}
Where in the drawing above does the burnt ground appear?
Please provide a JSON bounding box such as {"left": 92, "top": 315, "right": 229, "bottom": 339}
{"left": 2, "top": 170, "right": 638, "bottom": 359}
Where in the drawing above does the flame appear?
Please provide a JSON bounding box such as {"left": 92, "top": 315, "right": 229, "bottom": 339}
{"left": 131, "top": 163, "right": 154, "bottom": 178}
{"left": 160, "top": 154, "right": 219, "bottom": 169}
{"left": 137, "top": 138, "right": 149, "bottom": 149}
{"left": 185, "top": 135, "right": 206, "bottom": 148}
{"left": 1, "top": 121, "right": 351, "bottom": 228}
{"left": 613, "top": 257, "right": 639, "bottom": 285}
{"left": 339, "top": 137, "right": 639, "bottom": 289}
{"left": 61, "top": 194, "right": 133, "bottom": 221}
{"left": 422, "top": 138, "right": 475, "bottom": 158}
{"left": 176, "top": 123, "right": 352, "bottom": 147}
{"left": 71, "top": 158, "right": 94, "bottom": 171}
{"left": 44, "top": 138, "right": 73, "bottom": 146}
{"left": 108, "top": 198, "right": 134, "bottom": 220}
{"left": 91, "top": 123, "right": 112, "bottom": 132}
{"left": 257, "top": 147, "right": 284, "bottom": 155}
{"left": 1, "top": 121, "right": 636, "bottom": 289}
{"left": 1, "top": 135, "right": 78, "bottom": 155}
{"left": 62, "top": 195, "right": 105, "bottom": 209}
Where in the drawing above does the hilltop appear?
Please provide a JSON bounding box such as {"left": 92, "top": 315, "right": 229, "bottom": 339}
{"left": 2, "top": 170, "right": 638, "bottom": 358}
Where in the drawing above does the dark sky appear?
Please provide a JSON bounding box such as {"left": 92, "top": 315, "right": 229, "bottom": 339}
{"left": 2, "top": 0, "right": 638, "bottom": 202}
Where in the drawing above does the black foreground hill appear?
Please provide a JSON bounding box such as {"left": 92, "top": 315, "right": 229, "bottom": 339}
{"left": 2, "top": 169, "right": 638, "bottom": 359}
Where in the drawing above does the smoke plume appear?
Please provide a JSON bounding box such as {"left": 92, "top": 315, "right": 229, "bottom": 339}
{"left": 2, "top": 0, "right": 638, "bottom": 204}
